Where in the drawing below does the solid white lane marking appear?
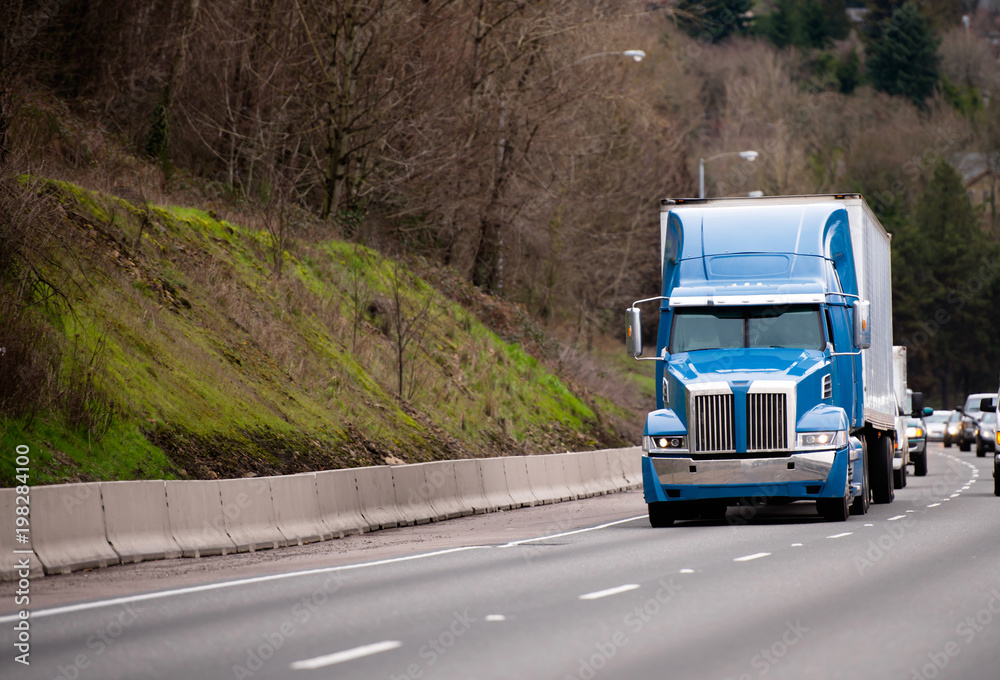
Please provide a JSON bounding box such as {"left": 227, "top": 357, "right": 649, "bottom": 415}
{"left": 927, "top": 503, "right": 941, "bottom": 508}
{"left": 826, "top": 532, "right": 852, "bottom": 539}
{"left": 291, "top": 641, "right": 401, "bottom": 670}
{"left": 887, "top": 515, "right": 907, "bottom": 521}
{"left": 500, "top": 516, "right": 647, "bottom": 548}
{"left": 485, "top": 615, "right": 506, "bottom": 622}
{"left": 0, "top": 546, "right": 490, "bottom": 623}
{"left": 579, "top": 584, "right": 641, "bottom": 600}
{"left": 734, "top": 552, "right": 771, "bottom": 562}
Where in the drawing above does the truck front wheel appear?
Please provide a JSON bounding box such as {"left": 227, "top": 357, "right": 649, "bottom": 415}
{"left": 817, "top": 495, "right": 849, "bottom": 522}
{"left": 648, "top": 502, "right": 676, "bottom": 527}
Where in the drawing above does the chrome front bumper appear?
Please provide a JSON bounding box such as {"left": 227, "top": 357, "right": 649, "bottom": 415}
{"left": 648, "top": 451, "right": 838, "bottom": 486}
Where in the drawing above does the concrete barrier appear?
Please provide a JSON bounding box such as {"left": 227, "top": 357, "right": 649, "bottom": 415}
{"left": 574, "top": 452, "right": 606, "bottom": 497}
{"left": 479, "top": 457, "right": 516, "bottom": 511}
{"left": 0, "top": 488, "right": 43, "bottom": 581}
{"left": 502, "top": 457, "right": 537, "bottom": 508}
{"left": 165, "top": 479, "right": 237, "bottom": 557}
{"left": 355, "top": 466, "right": 406, "bottom": 529}
{"left": 31, "top": 482, "right": 119, "bottom": 574}
{"left": 269, "top": 474, "right": 329, "bottom": 545}
{"left": 102, "top": 480, "right": 182, "bottom": 564}
{"left": 561, "top": 453, "right": 589, "bottom": 499}
{"left": 391, "top": 464, "right": 439, "bottom": 525}
{"left": 615, "top": 447, "right": 643, "bottom": 487}
{"left": 592, "top": 451, "right": 619, "bottom": 494}
{"left": 315, "top": 468, "right": 371, "bottom": 537}
{"left": 542, "top": 454, "right": 576, "bottom": 502}
{"left": 422, "top": 461, "right": 471, "bottom": 520}
{"left": 452, "top": 459, "right": 493, "bottom": 514}
{"left": 218, "top": 478, "right": 287, "bottom": 552}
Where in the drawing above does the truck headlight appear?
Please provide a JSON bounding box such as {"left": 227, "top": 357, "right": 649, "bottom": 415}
{"left": 796, "top": 430, "right": 846, "bottom": 450}
{"left": 644, "top": 435, "right": 688, "bottom": 453}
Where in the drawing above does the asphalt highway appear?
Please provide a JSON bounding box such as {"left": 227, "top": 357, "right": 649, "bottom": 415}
{"left": 4, "top": 443, "right": 999, "bottom": 680}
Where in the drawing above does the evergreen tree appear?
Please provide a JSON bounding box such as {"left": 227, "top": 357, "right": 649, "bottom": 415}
{"left": 798, "top": 0, "right": 832, "bottom": 49}
{"left": 892, "top": 161, "right": 999, "bottom": 406}
{"left": 822, "top": 0, "right": 851, "bottom": 41}
{"left": 675, "top": 0, "right": 753, "bottom": 43}
{"left": 760, "top": 0, "right": 797, "bottom": 48}
{"left": 866, "top": 5, "right": 940, "bottom": 109}
{"left": 835, "top": 48, "right": 862, "bottom": 94}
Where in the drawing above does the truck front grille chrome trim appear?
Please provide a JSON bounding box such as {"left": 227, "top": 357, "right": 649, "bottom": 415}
{"left": 691, "top": 393, "right": 736, "bottom": 454}
{"left": 747, "top": 393, "right": 787, "bottom": 451}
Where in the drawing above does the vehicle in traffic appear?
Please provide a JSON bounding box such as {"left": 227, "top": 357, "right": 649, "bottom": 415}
{"left": 907, "top": 416, "right": 928, "bottom": 476}
{"left": 627, "top": 194, "right": 905, "bottom": 526}
{"left": 959, "top": 393, "right": 993, "bottom": 451}
{"left": 923, "top": 410, "right": 951, "bottom": 443}
{"left": 943, "top": 410, "right": 962, "bottom": 447}
{"left": 892, "top": 349, "right": 910, "bottom": 489}
{"left": 977, "top": 411, "right": 997, "bottom": 458}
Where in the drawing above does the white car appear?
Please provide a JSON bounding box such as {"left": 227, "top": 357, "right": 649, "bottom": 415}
{"left": 923, "top": 410, "right": 951, "bottom": 442}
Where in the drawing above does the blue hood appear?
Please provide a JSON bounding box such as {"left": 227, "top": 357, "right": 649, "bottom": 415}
{"left": 668, "top": 348, "right": 828, "bottom": 384}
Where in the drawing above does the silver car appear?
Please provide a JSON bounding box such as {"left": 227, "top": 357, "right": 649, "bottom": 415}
{"left": 924, "top": 410, "right": 951, "bottom": 442}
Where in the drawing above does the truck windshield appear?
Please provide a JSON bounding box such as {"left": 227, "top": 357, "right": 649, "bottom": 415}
{"left": 670, "top": 305, "right": 824, "bottom": 352}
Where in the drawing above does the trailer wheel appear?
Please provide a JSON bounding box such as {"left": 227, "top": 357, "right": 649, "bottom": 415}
{"left": 871, "top": 435, "right": 895, "bottom": 504}
{"left": 648, "top": 502, "right": 675, "bottom": 527}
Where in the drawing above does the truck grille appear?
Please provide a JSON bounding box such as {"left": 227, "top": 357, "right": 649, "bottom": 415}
{"left": 747, "top": 393, "right": 788, "bottom": 451}
{"left": 691, "top": 394, "right": 736, "bottom": 454}
{"left": 689, "top": 389, "right": 791, "bottom": 455}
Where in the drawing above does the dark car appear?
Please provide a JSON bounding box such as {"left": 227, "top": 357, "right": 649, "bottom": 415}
{"left": 907, "top": 416, "right": 928, "bottom": 476}
{"left": 977, "top": 411, "right": 997, "bottom": 458}
{"left": 943, "top": 410, "right": 963, "bottom": 448}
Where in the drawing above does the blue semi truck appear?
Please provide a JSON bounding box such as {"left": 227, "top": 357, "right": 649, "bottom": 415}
{"left": 626, "top": 194, "right": 906, "bottom": 526}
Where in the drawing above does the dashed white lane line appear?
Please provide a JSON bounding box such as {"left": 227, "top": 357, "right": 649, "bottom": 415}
{"left": 291, "top": 641, "right": 402, "bottom": 670}
{"left": 579, "top": 584, "right": 641, "bottom": 600}
{"left": 680, "top": 569, "right": 695, "bottom": 574}
{"left": 887, "top": 515, "right": 907, "bottom": 521}
{"left": 500, "top": 516, "right": 647, "bottom": 548}
{"left": 791, "top": 543, "right": 804, "bottom": 547}
{"left": 827, "top": 532, "right": 853, "bottom": 539}
{"left": 485, "top": 615, "right": 507, "bottom": 622}
{"left": 734, "top": 552, "right": 771, "bottom": 562}
{"left": 928, "top": 503, "right": 941, "bottom": 508}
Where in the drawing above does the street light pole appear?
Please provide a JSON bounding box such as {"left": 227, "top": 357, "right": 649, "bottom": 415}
{"left": 698, "top": 150, "right": 759, "bottom": 199}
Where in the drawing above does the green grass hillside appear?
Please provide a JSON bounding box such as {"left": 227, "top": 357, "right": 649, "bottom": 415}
{"left": 0, "top": 177, "right": 649, "bottom": 486}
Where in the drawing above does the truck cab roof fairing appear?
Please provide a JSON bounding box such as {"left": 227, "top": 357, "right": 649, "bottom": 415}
{"left": 662, "top": 203, "right": 852, "bottom": 306}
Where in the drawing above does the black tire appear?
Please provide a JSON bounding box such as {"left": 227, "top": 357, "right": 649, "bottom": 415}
{"left": 944, "top": 439, "right": 952, "bottom": 448}
{"left": 850, "top": 444, "right": 870, "bottom": 516}
{"left": 818, "top": 494, "right": 849, "bottom": 522}
{"left": 976, "top": 440, "right": 986, "bottom": 457}
{"left": 960, "top": 440, "right": 971, "bottom": 452}
{"left": 914, "top": 450, "right": 928, "bottom": 477}
{"left": 648, "top": 502, "right": 675, "bottom": 527}
{"left": 871, "top": 434, "right": 895, "bottom": 504}
{"left": 893, "top": 458, "right": 907, "bottom": 489}
{"left": 995, "top": 460, "right": 1000, "bottom": 497}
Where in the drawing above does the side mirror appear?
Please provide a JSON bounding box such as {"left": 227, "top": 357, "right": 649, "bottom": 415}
{"left": 910, "top": 391, "right": 924, "bottom": 417}
{"left": 853, "top": 300, "right": 871, "bottom": 350}
{"left": 981, "top": 397, "right": 997, "bottom": 413}
{"left": 626, "top": 307, "right": 643, "bottom": 357}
